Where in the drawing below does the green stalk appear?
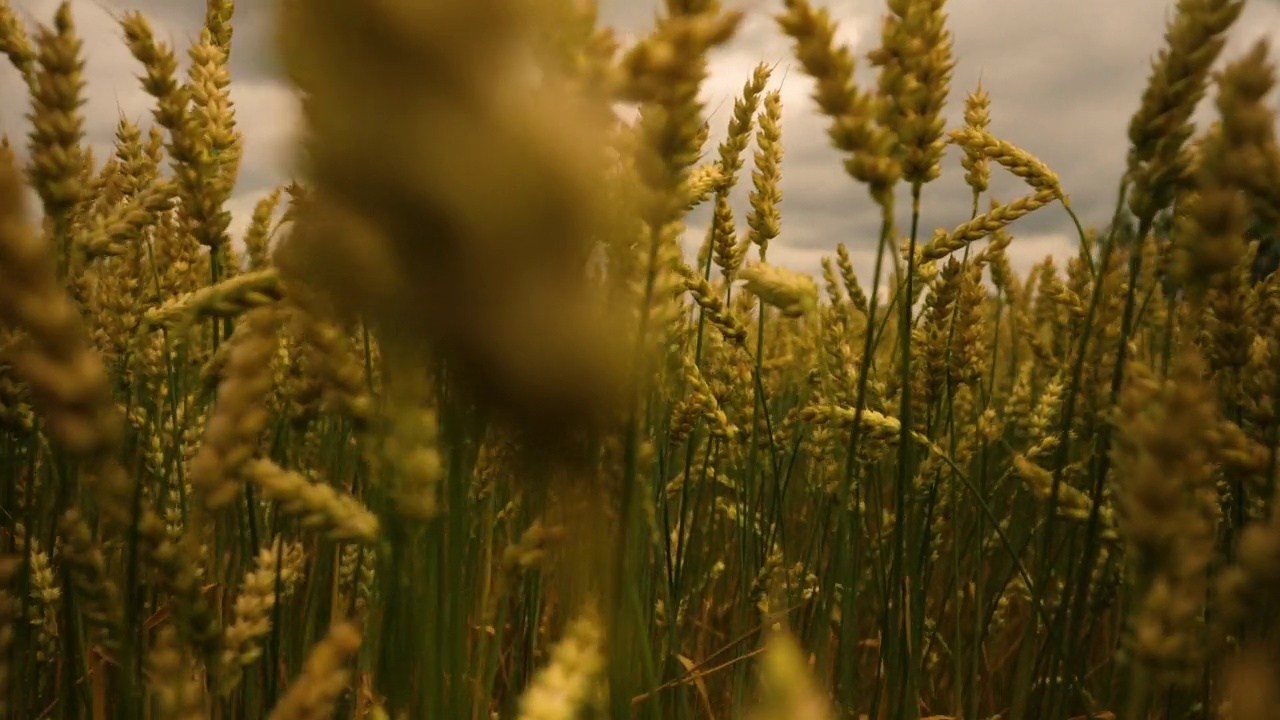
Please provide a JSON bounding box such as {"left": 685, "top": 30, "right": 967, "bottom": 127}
{"left": 836, "top": 205, "right": 893, "bottom": 715}
{"left": 888, "top": 182, "right": 924, "bottom": 720}
{"left": 1017, "top": 179, "right": 1128, "bottom": 718}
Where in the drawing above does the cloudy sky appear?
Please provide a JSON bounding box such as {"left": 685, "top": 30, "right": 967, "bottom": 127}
{"left": 3, "top": 0, "right": 1280, "bottom": 287}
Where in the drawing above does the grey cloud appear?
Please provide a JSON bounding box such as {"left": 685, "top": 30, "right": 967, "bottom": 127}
{"left": 670, "top": 0, "right": 1280, "bottom": 283}
{"left": 4, "top": 0, "right": 1280, "bottom": 285}
{"left": 2, "top": 0, "right": 298, "bottom": 238}
{"left": 91, "top": 0, "right": 283, "bottom": 79}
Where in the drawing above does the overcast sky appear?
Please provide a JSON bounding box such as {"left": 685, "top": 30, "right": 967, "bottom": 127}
{"left": 3, "top": 0, "right": 1280, "bottom": 287}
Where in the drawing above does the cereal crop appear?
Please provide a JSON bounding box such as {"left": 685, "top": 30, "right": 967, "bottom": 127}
{"left": 0, "top": 0, "right": 1278, "bottom": 718}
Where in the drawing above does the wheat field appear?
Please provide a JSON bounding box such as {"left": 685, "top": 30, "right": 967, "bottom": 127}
{"left": 0, "top": 0, "right": 1278, "bottom": 718}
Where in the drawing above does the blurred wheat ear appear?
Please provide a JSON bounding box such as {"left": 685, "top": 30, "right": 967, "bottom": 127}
{"left": 271, "top": 0, "right": 629, "bottom": 448}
